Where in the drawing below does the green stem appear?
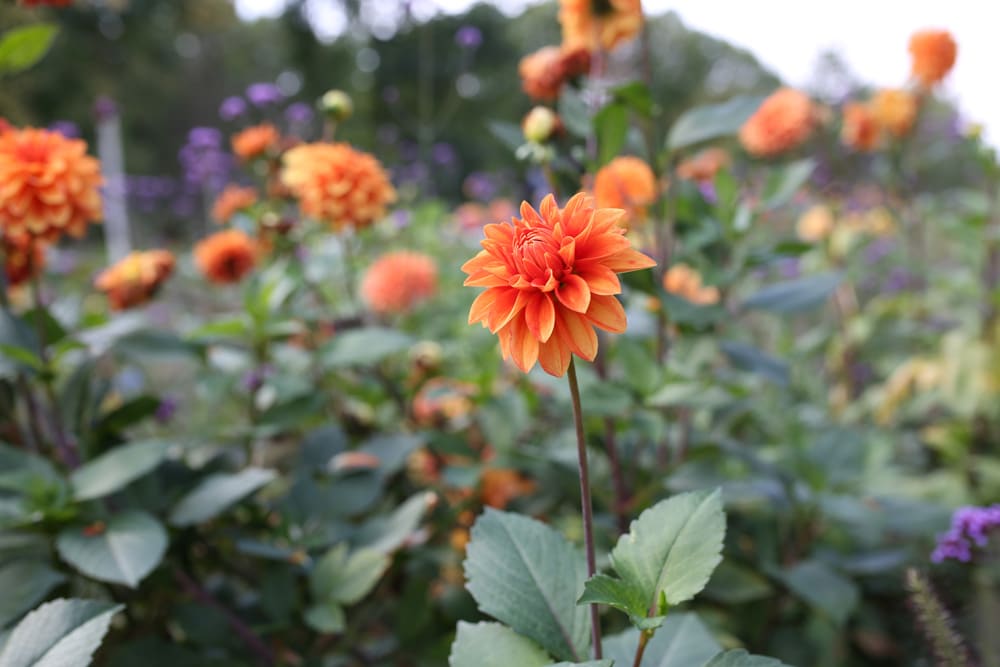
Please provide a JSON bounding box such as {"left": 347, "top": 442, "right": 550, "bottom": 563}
{"left": 340, "top": 232, "right": 359, "bottom": 312}
{"left": 567, "top": 358, "right": 602, "bottom": 659}
{"left": 632, "top": 629, "right": 651, "bottom": 667}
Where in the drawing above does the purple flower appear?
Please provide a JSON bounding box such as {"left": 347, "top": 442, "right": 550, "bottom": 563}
{"left": 49, "top": 121, "right": 80, "bottom": 138}
{"left": 178, "top": 127, "right": 230, "bottom": 193}
{"left": 155, "top": 396, "right": 179, "bottom": 424}
{"left": 93, "top": 96, "right": 118, "bottom": 123}
{"left": 187, "top": 127, "right": 222, "bottom": 149}
{"left": 246, "top": 83, "right": 283, "bottom": 107}
{"left": 284, "top": 101, "right": 314, "bottom": 125}
{"left": 219, "top": 96, "right": 248, "bottom": 121}
{"left": 463, "top": 171, "right": 497, "bottom": 201}
{"left": 242, "top": 365, "right": 274, "bottom": 393}
{"left": 864, "top": 238, "right": 895, "bottom": 265}
{"left": 455, "top": 25, "right": 482, "bottom": 49}
{"left": 392, "top": 209, "right": 412, "bottom": 228}
{"left": 932, "top": 504, "right": 1000, "bottom": 563}
{"left": 432, "top": 142, "right": 458, "bottom": 167}
{"left": 698, "top": 180, "right": 717, "bottom": 204}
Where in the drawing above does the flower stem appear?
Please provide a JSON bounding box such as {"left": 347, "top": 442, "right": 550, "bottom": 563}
{"left": 632, "top": 630, "right": 651, "bottom": 667}
{"left": 567, "top": 357, "right": 602, "bottom": 659}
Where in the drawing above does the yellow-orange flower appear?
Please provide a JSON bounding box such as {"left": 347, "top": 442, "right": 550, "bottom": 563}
{"left": 94, "top": 250, "right": 175, "bottom": 311}
{"left": 194, "top": 229, "right": 257, "bottom": 284}
{"left": 662, "top": 263, "right": 719, "bottom": 306}
{"left": 871, "top": 88, "right": 918, "bottom": 138}
{"left": 797, "top": 204, "right": 835, "bottom": 243}
{"left": 909, "top": 29, "right": 957, "bottom": 87}
{"left": 518, "top": 46, "right": 590, "bottom": 101}
{"left": 463, "top": 192, "right": 655, "bottom": 376}
{"left": 281, "top": 142, "right": 396, "bottom": 230}
{"left": 739, "top": 88, "right": 815, "bottom": 157}
{"left": 676, "top": 148, "right": 731, "bottom": 183}
{"left": 2, "top": 232, "right": 45, "bottom": 289}
{"left": 559, "top": 0, "right": 642, "bottom": 53}
{"left": 841, "top": 102, "right": 880, "bottom": 152}
{"left": 360, "top": 251, "right": 438, "bottom": 314}
{"left": 212, "top": 184, "right": 258, "bottom": 224}
{"left": 231, "top": 124, "right": 279, "bottom": 161}
{"left": 0, "top": 128, "right": 102, "bottom": 242}
{"left": 593, "top": 156, "right": 657, "bottom": 223}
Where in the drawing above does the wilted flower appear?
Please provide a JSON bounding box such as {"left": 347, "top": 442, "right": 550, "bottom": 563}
{"left": 593, "top": 156, "right": 657, "bottom": 224}
{"left": 231, "top": 124, "right": 279, "bottom": 162}
{"left": 0, "top": 127, "right": 103, "bottom": 242}
{"left": 559, "top": 0, "right": 643, "bottom": 52}
{"left": 797, "top": 204, "right": 835, "bottom": 242}
{"left": 94, "top": 249, "right": 175, "bottom": 311}
{"left": 194, "top": 229, "right": 257, "bottom": 284}
{"left": 662, "top": 263, "right": 719, "bottom": 305}
{"left": 361, "top": 251, "right": 438, "bottom": 314}
{"left": 909, "top": 29, "right": 957, "bottom": 88}
{"left": 841, "top": 102, "right": 880, "bottom": 152}
{"left": 518, "top": 46, "right": 590, "bottom": 101}
{"left": 676, "top": 148, "right": 730, "bottom": 183}
{"left": 739, "top": 88, "right": 815, "bottom": 157}
{"left": 2, "top": 232, "right": 45, "bottom": 288}
{"left": 211, "top": 184, "right": 258, "bottom": 224}
{"left": 463, "top": 193, "right": 655, "bottom": 376}
{"left": 872, "top": 88, "right": 918, "bottom": 138}
{"left": 219, "top": 96, "right": 248, "bottom": 121}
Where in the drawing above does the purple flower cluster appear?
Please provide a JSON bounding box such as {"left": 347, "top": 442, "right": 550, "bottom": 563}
{"left": 219, "top": 96, "right": 247, "bottom": 121}
{"left": 932, "top": 504, "right": 1000, "bottom": 563}
{"left": 49, "top": 121, "right": 80, "bottom": 138}
{"left": 454, "top": 25, "right": 482, "bottom": 49}
{"left": 246, "top": 82, "right": 284, "bottom": 107}
{"left": 178, "top": 127, "right": 231, "bottom": 193}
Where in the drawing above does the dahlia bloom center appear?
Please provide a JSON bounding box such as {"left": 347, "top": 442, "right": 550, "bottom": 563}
{"left": 511, "top": 226, "right": 571, "bottom": 289}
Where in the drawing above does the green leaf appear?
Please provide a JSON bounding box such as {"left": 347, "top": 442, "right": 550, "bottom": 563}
{"left": 703, "top": 561, "right": 772, "bottom": 604}
{"left": 595, "top": 103, "right": 629, "bottom": 167}
{"left": 666, "top": 95, "right": 764, "bottom": 151}
{"left": 0, "top": 561, "right": 65, "bottom": 628}
{"left": 464, "top": 509, "right": 591, "bottom": 662}
{"left": 741, "top": 273, "right": 841, "bottom": 314}
{"left": 322, "top": 327, "right": 413, "bottom": 368}
{"left": 612, "top": 81, "right": 655, "bottom": 116}
{"left": 701, "top": 650, "right": 791, "bottom": 666}
{"left": 488, "top": 121, "right": 528, "bottom": 152}
{"left": 184, "top": 316, "right": 250, "bottom": 342}
{"left": 646, "top": 383, "right": 731, "bottom": 409}
{"left": 778, "top": 560, "right": 859, "bottom": 626}
{"left": 70, "top": 440, "right": 171, "bottom": 501}
{"left": 303, "top": 603, "right": 346, "bottom": 634}
{"left": 719, "top": 341, "right": 789, "bottom": 386}
{"left": 56, "top": 511, "right": 167, "bottom": 588}
{"left": 353, "top": 491, "right": 435, "bottom": 554}
{"left": 449, "top": 622, "right": 551, "bottom": 667}
{"left": 763, "top": 159, "right": 815, "bottom": 209}
{"left": 168, "top": 468, "right": 276, "bottom": 526}
{"left": 310, "top": 544, "right": 389, "bottom": 605}
{"left": 558, "top": 87, "right": 591, "bottom": 138}
{"left": 609, "top": 489, "right": 725, "bottom": 609}
{"left": 0, "top": 24, "right": 57, "bottom": 77}
{"left": 112, "top": 329, "right": 201, "bottom": 360}
{"left": 603, "top": 613, "right": 721, "bottom": 667}
{"left": 0, "top": 344, "right": 45, "bottom": 372}
{"left": 0, "top": 598, "right": 123, "bottom": 667}
{"left": 579, "top": 574, "right": 661, "bottom": 630}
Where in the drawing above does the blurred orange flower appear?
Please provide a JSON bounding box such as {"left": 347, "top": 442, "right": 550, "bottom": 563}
{"left": 0, "top": 119, "right": 11, "bottom": 136}
{"left": 797, "top": 204, "right": 835, "bottom": 243}
{"left": 871, "top": 88, "right": 918, "bottom": 138}
{"left": 194, "top": 229, "right": 257, "bottom": 284}
{"left": 841, "top": 102, "right": 880, "bottom": 152}
{"left": 412, "top": 377, "right": 477, "bottom": 426}
{"left": 2, "top": 232, "right": 45, "bottom": 289}
{"left": 559, "top": 0, "right": 642, "bottom": 52}
{"left": 0, "top": 127, "right": 102, "bottom": 242}
{"left": 518, "top": 46, "right": 590, "bottom": 101}
{"left": 662, "top": 263, "right": 719, "bottom": 306}
{"left": 463, "top": 193, "right": 655, "bottom": 376}
{"left": 739, "top": 88, "right": 815, "bottom": 157}
{"left": 593, "top": 156, "right": 657, "bottom": 224}
{"left": 94, "top": 250, "right": 175, "bottom": 311}
{"left": 488, "top": 198, "right": 517, "bottom": 223}
{"left": 360, "top": 250, "right": 438, "bottom": 314}
{"left": 232, "top": 124, "right": 279, "bottom": 161}
{"left": 676, "top": 148, "right": 731, "bottom": 183}
{"left": 281, "top": 142, "right": 396, "bottom": 230}
{"left": 454, "top": 202, "right": 489, "bottom": 231}
{"left": 909, "top": 29, "right": 957, "bottom": 87}
{"left": 480, "top": 468, "right": 537, "bottom": 509}
{"left": 212, "top": 184, "right": 258, "bottom": 224}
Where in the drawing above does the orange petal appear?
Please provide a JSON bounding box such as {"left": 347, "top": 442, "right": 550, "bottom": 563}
{"left": 538, "top": 335, "right": 571, "bottom": 377}
{"left": 539, "top": 194, "right": 559, "bottom": 222}
{"left": 508, "top": 316, "right": 539, "bottom": 373}
{"left": 586, "top": 294, "right": 627, "bottom": 334}
{"left": 469, "top": 288, "right": 500, "bottom": 324}
{"left": 575, "top": 262, "right": 621, "bottom": 295}
{"left": 464, "top": 271, "right": 509, "bottom": 287}
{"left": 602, "top": 247, "right": 657, "bottom": 273}
{"left": 556, "top": 308, "right": 598, "bottom": 360}
{"left": 556, "top": 273, "right": 591, "bottom": 313}
{"left": 525, "top": 292, "right": 556, "bottom": 343}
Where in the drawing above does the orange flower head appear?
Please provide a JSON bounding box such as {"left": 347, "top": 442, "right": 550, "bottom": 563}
{"left": 194, "top": 229, "right": 257, "bottom": 284}
{"left": 676, "top": 148, "right": 731, "bottom": 183}
{"left": 517, "top": 46, "right": 593, "bottom": 101}
{"left": 480, "top": 468, "right": 537, "bottom": 509}
{"left": 739, "top": 88, "right": 815, "bottom": 157}
{"left": 559, "top": 0, "right": 643, "bottom": 52}
{"left": 871, "top": 88, "right": 918, "bottom": 138}
{"left": 662, "top": 263, "right": 719, "bottom": 306}
{"left": 463, "top": 192, "right": 656, "bottom": 376}
{"left": 841, "top": 102, "right": 881, "bottom": 152}
{"left": 0, "top": 128, "right": 102, "bottom": 242}
{"left": 3, "top": 232, "right": 45, "bottom": 289}
{"left": 909, "top": 29, "right": 957, "bottom": 87}
{"left": 281, "top": 142, "right": 396, "bottom": 230}
{"left": 231, "top": 124, "right": 279, "bottom": 161}
{"left": 360, "top": 250, "right": 438, "bottom": 314}
{"left": 212, "top": 184, "right": 258, "bottom": 224}
{"left": 593, "top": 156, "right": 657, "bottom": 223}
{"left": 0, "top": 119, "right": 11, "bottom": 136}
{"left": 796, "top": 204, "right": 835, "bottom": 243}
{"left": 94, "top": 249, "right": 175, "bottom": 310}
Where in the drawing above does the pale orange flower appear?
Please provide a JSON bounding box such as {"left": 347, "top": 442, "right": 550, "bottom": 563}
{"left": 480, "top": 468, "right": 537, "bottom": 509}
{"left": 488, "top": 198, "right": 517, "bottom": 223}
{"left": 231, "top": 124, "right": 279, "bottom": 161}
{"left": 739, "top": 88, "right": 815, "bottom": 157}
{"left": 871, "top": 88, "right": 918, "bottom": 138}
{"left": 454, "top": 202, "right": 489, "bottom": 231}
{"left": 841, "top": 102, "right": 880, "bottom": 152}
{"left": 94, "top": 250, "right": 175, "bottom": 311}
{"left": 0, "top": 128, "right": 102, "bottom": 242}
{"left": 2, "top": 232, "right": 45, "bottom": 289}
{"left": 463, "top": 192, "right": 655, "bottom": 376}
{"left": 194, "top": 229, "right": 257, "bottom": 284}
{"left": 796, "top": 204, "right": 835, "bottom": 243}
{"left": 412, "top": 377, "right": 477, "bottom": 427}
{"left": 360, "top": 251, "right": 438, "bottom": 314}
{"left": 518, "top": 46, "right": 590, "bottom": 101}
{"left": 909, "top": 29, "right": 957, "bottom": 87}
{"left": 211, "top": 184, "right": 258, "bottom": 224}
{"left": 281, "top": 142, "right": 396, "bottom": 231}
{"left": 559, "top": 0, "right": 643, "bottom": 53}
{"left": 593, "top": 156, "right": 657, "bottom": 223}
{"left": 676, "top": 148, "right": 731, "bottom": 183}
{"left": 662, "top": 263, "right": 719, "bottom": 306}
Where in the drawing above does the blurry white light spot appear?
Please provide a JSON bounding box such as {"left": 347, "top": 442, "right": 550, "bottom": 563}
{"left": 174, "top": 33, "right": 201, "bottom": 59}
{"left": 356, "top": 48, "right": 380, "bottom": 73}
{"left": 277, "top": 70, "right": 303, "bottom": 96}
{"left": 456, "top": 73, "right": 480, "bottom": 98}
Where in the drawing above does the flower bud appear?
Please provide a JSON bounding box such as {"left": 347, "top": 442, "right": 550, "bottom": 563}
{"left": 318, "top": 90, "right": 353, "bottom": 122}
{"left": 522, "top": 106, "right": 560, "bottom": 144}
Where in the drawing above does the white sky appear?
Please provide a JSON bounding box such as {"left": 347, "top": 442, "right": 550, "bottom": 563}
{"left": 236, "top": 0, "right": 996, "bottom": 145}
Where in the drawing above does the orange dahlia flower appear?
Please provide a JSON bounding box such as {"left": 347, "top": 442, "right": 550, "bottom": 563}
{"left": 797, "top": 204, "right": 835, "bottom": 243}
{"left": 2, "top": 232, "right": 45, "bottom": 289}
{"left": 518, "top": 46, "right": 590, "bottom": 101}
{"left": 94, "top": 249, "right": 175, "bottom": 311}
{"left": 281, "top": 142, "right": 396, "bottom": 231}
{"left": 463, "top": 193, "right": 655, "bottom": 376}
{"left": 212, "top": 184, "right": 258, "bottom": 224}
{"left": 360, "top": 250, "right": 438, "bottom": 314}
{"left": 593, "top": 156, "right": 658, "bottom": 223}
{"left": 871, "top": 88, "right": 918, "bottom": 138}
{"left": 0, "top": 119, "right": 11, "bottom": 136}
{"left": 559, "top": 0, "right": 642, "bottom": 53}
{"left": 909, "top": 29, "right": 957, "bottom": 87}
{"left": 194, "top": 229, "right": 257, "bottom": 284}
{"left": 0, "top": 128, "right": 102, "bottom": 242}
{"left": 841, "top": 102, "right": 880, "bottom": 152}
{"left": 676, "top": 148, "right": 731, "bottom": 183}
{"left": 662, "top": 263, "right": 719, "bottom": 306}
{"left": 231, "top": 124, "right": 279, "bottom": 161}
{"left": 739, "top": 88, "right": 815, "bottom": 157}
